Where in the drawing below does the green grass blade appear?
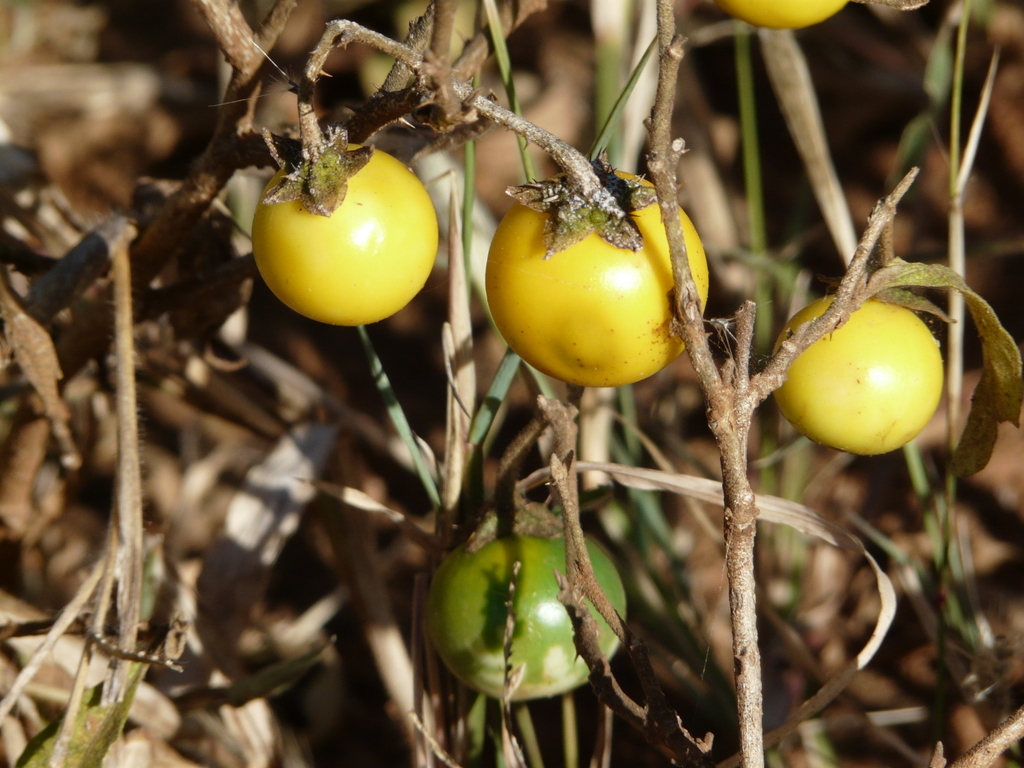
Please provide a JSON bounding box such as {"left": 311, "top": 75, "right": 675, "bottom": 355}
{"left": 462, "top": 133, "right": 478, "bottom": 279}
{"left": 465, "top": 347, "right": 521, "bottom": 509}
{"left": 590, "top": 36, "right": 657, "bottom": 160}
{"left": 481, "top": 0, "right": 535, "bottom": 181}
{"left": 469, "top": 347, "right": 521, "bottom": 447}
{"left": 357, "top": 325, "right": 441, "bottom": 509}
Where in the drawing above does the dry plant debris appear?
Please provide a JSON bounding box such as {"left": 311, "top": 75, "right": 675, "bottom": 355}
{"left": 0, "top": 1, "right": 1022, "bottom": 768}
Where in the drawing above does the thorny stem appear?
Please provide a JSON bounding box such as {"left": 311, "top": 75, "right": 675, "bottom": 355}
{"left": 646, "top": 4, "right": 764, "bottom": 767}
{"left": 750, "top": 168, "right": 919, "bottom": 403}
{"left": 297, "top": 22, "right": 417, "bottom": 153}
{"left": 105, "top": 217, "right": 144, "bottom": 706}
{"left": 282, "top": 8, "right": 927, "bottom": 768}
{"left": 948, "top": 701, "right": 1024, "bottom": 768}
{"left": 646, "top": 3, "right": 922, "bottom": 767}
{"left": 428, "top": 0, "right": 457, "bottom": 62}
{"left": 543, "top": 398, "right": 714, "bottom": 768}
{"left": 493, "top": 413, "right": 547, "bottom": 534}
{"left": 51, "top": 0, "right": 293, "bottom": 384}
{"left": 541, "top": 399, "right": 629, "bottom": 639}
{"left": 297, "top": 19, "right": 626, "bottom": 219}
{"left": 345, "top": 0, "right": 543, "bottom": 144}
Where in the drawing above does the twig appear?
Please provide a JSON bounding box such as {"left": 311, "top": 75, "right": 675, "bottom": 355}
{"left": 541, "top": 400, "right": 626, "bottom": 642}
{"left": 0, "top": 560, "right": 104, "bottom": 725}
{"left": 52, "top": 0, "right": 294, "bottom": 383}
{"left": 85, "top": 631, "right": 184, "bottom": 673}
{"left": 645, "top": 4, "right": 765, "bottom": 766}
{"left": 493, "top": 413, "right": 547, "bottom": 534}
{"left": 410, "top": 711, "right": 465, "bottom": 768}
{"left": 104, "top": 215, "right": 144, "bottom": 705}
{"left": 52, "top": 526, "right": 119, "bottom": 768}
{"left": 24, "top": 216, "right": 134, "bottom": 325}
{"left": 296, "top": 19, "right": 622, "bottom": 216}
{"left": 948, "top": 704, "right": 1024, "bottom": 768}
{"left": 429, "top": 0, "right": 457, "bottom": 63}
{"left": 645, "top": 8, "right": 913, "bottom": 768}
{"left": 541, "top": 397, "right": 714, "bottom": 767}
{"left": 750, "top": 168, "right": 919, "bottom": 403}
{"left": 451, "top": 0, "right": 546, "bottom": 80}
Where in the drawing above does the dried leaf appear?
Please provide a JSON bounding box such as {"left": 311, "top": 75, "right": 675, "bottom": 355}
{"left": 196, "top": 423, "right": 338, "bottom": 671}
{"left": 0, "top": 267, "right": 79, "bottom": 468}
{"left": 873, "top": 287, "right": 952, "bottom": 323}
{"left": 759, "top": 28, "right": 858, "bottom": 263}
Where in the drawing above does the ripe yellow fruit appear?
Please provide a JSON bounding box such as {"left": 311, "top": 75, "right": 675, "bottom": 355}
{"left": 774, "top": 297, "right": 944, "bottom": 455}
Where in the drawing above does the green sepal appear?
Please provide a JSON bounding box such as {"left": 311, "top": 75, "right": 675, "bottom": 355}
{"left": 465, "top": 503, "right": 563, "bottom": 553}
{"left": 868, "top": 259, "right": 1023, "bottom": 476}
{"left": 262, "top": 126, "right": 374, "bottom": 217}
{"left": 506, "top": 157, "right": 655, "bottom": 258}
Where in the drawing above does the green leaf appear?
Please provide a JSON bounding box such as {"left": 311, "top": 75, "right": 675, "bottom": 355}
{"left": 17, "top": 664, "right": 145, "bottom": 768}
{"left": 465, "top": 347, "right": 521, "bottom": 511}
{"left": 227, "top": 640, "right": 329, "bottom": 707}
{"left": 872, "top": 287, "right": 951, "bottom": 323}
{"left": 469, "top": 347, "right": 521, "bottom": 447}
{"left": 870, "top": 260, "right": 1023, "bottom": 476}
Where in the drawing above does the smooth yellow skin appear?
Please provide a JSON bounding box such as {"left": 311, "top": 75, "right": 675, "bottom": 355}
{"left": 251, "top": 148, "right": 438, "bottom": 326}
{"left": 714, "top": 0, "right": 848, "bottom": 29}
{"left": 774, "top": 297, "right": 944, "bottom": 455}
{"left": 486, "top": 185, "right": 709, "bottom": 388}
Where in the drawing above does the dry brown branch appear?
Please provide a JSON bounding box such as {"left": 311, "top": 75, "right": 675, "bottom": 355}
{"left": 95, "top": 218, "right": 144, "bottom": 706}
{"left": 852, "top": 0, "right": 929, "bottom": 7}
{"left": 645, "top": 5, "right": 765, "bottom": 765}
{"left": 451, "top": 0, "right": 548, "bottom": 81}
{"left": 0, "top": 560, "right": 104, "bottom": 726}
{"left": 948, "top": 704, "right": 1024, "bottom": 768}
{"left": 751, "top": 169, "right": 918, "bottom": 401}
{"left": 642, "top": 4, "right": 923, "bottom": 766}
{"left": 48, "top": 0, "right": 294, "bottom": 386}
{"left": 429, "top": 0, "right": 457, "bottom": 63}
{"left": 24, "top": 215, "right": 134, "bottom": 324}
{"left": 295, "top": 17, "right": 622, "bottom": 217}
{"left": 493, "top": 412, "right": 547, "bottom": 533}
{"left": 540, "top": 396, "right": 714, "bottom": 768}
{"left": 343, "top": 0, "right": 546, "bottom": 143}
